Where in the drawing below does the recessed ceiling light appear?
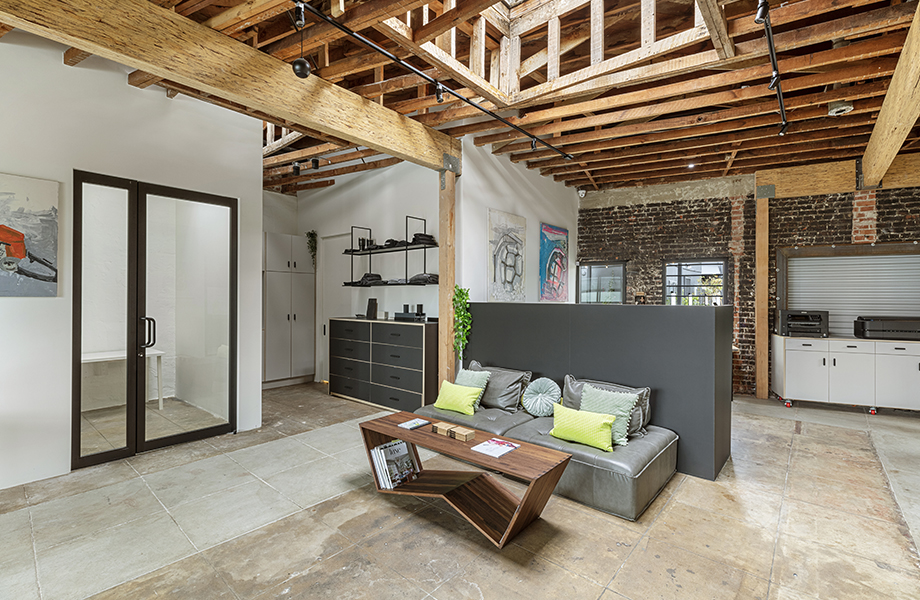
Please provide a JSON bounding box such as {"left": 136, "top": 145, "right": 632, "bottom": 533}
{"left": 688, "top": 164, "right": 695, "bottom": 169}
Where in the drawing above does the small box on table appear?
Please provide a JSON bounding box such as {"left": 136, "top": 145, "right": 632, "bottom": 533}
{"left": 448, "top": 426, "right": 475, "bottom": 442}
{"left": 432, "top": 422, "right": 457, "bottom": 436}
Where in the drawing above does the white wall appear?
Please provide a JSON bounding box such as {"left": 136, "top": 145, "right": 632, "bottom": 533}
{"left": 263, "top": 191, "right": 299, "bottom": 236}
{"left": 0, "top": 31, "right": 263, "bottom": 489}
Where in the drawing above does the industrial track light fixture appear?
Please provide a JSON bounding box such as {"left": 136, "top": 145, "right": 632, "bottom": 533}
{"left": 754, "top": 1, "right": 789, "bottom": 136}
{"left": 291, "top": 2, "right": 312, "bottom": 79}
{"left": 297, "top": 1, "right": 574, "bottom": 161}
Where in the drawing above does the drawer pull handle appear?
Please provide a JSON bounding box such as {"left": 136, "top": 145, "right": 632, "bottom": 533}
{"left": 344, "top": 367, "right": 353, "bottom": 371}
{"left": 822, "top": 358, "right": 826, "bottom": 366}
{"left": 390, "top": 375, "right": 400, "bottom": 380}
{"left": 390, "top": 354, "right": 401, "bottom": 358}
{"left": 803, "top": 344, "right": 812, "bottom": 347}
{"left": 345, "top": 328, "right": 354, "bottom": 333}
{"left": 390, "top": 333, "right": 401, "bottom": 337}
{"left": 847, "top": 345, "right": 857, "bottom": 348}
{"left": 344, "top": 385, "right": 353, "bottom": 390}
{"left": 896, "top": 347, "right": 906, "bottom": 351}
{"left": 833, "top": 358, "right": 836, "bottom": 367}
{"left": 390, "top": 397, "right": 399, "bottom": 402}
{"left": 345, "top": 348, "right": 353, "bottom": 352}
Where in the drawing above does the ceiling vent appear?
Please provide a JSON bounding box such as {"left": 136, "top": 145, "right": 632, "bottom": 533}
{"left": 828, "top": 100, "right": 854, "bottom": 116}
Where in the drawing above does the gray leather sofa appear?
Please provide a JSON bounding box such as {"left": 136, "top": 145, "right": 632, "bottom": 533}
{"left": 415, "top": 368, "right": 678, "bottom": 521}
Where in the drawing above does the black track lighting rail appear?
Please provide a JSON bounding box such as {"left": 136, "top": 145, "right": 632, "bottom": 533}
{"left": 297, "top": 2, "right": 574, "bottom": 160}
{"left": 755, "top": 1, "right": 788, "bottom": 136}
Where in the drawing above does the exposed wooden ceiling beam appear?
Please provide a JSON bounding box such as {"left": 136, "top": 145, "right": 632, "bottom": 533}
{"left": 415, "top": 0, "right": 502, "bottom": 45}
{"left": 0, "top": 21, "right": 13, "bottom": 38}
{"left": 862, "top": 3, "right": 920, "bottom": 187}
{"left": 263, "top": 142, "right": 347, "bottom": 168}
{"left": 0, "top": 0, "right": 461, "bottom": 173}
{"left": 696, "top": 0, "right": 734, "bottom": 60}
{"left": 264, "top": 148, "right": 381, "bottom": 180}
{"left": 349, "top": 68, "right": 443, "bottom": 98}
{"left": 63, "top": 46, "right": 92, "bottom": 66}
{"left": 203, "top": 0, "right": 291, "bottom": 35}
{"left": 279, "top": 179, "right": 336, "bottom": 193}
{"left": 279, "top": 157, "right": 404, "bottom": 191}
{"left": 128, "top": 69, "right": 162, "bottom": 89}
{"left": 263, "top": 131, "right": 305, "bottom": 157}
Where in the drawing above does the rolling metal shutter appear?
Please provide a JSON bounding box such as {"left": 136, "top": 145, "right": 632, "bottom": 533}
{"left": 788, "top": 255, "right": 920, "bottom": 337}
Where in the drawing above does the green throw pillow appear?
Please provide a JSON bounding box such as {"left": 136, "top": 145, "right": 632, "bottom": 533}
{"left": 580, "top": 383, "right": 639, "bottom": 446}
{"left": 433, "top": 381, "right": 481, "bottom": 416}
{"left": 550, "top": 403, "right": 615, "bottom": 452}
{"left": 454, "top": 369, "right": 491, "bottom": 410}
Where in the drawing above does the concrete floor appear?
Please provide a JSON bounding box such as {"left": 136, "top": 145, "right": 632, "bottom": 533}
{"left": 1, "top": 384, "right": 918, "bottom": 600}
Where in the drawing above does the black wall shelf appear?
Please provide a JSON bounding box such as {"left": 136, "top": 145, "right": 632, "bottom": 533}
{"left": 344, "top": 216, "right": 438, "bottom": 287}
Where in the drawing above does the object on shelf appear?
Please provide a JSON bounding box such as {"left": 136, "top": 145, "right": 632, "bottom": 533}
{"left": 371, "top": 440, "right": 420, "bottom": 489}
{"left": 411, "top": 233, "right": 436, "bottom": 246}
{"left": 365, "top": 298, "right": 378, "bottom": 320}
{"left": 395, "top": 312, "right": 426, "bottom": 322}
{"left": 359, "top": 273, "right": 382, "bottom": 285}
{"left": 343, "top": 218, "right": 437, "bottom": 286}
{"left": 409, "top": 273, "right": 438, "bottom": 285}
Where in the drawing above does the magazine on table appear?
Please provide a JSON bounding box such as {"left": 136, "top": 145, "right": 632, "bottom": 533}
{"left": 471, "top": 438, "right": 520, "bottom": 458}
{"left": 372, "top": 440, "right": 420, "bottom": 489}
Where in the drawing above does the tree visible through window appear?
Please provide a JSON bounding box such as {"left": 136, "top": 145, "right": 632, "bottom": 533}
{"left": 664, "top": 260, "right": 726, "bottom": 306}
{"left": 578, "top": 263, "right": 626, "bottom": 304}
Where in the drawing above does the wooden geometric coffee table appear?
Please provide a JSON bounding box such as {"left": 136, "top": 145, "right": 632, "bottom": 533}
{"left": 359, "top": 411, "right": 571, "bottom": 548}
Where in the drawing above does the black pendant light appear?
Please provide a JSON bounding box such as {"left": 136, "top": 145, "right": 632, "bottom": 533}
{"left": 292, "top": 2, "right": 311, "bottom": 79}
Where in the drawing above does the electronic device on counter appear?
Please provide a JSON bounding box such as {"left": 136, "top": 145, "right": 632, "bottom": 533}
{"left": 854, "top": 316, "right": 920, "bottom": 341}
{"left": 776, "top": 309, "right": 829, "bottom": 337}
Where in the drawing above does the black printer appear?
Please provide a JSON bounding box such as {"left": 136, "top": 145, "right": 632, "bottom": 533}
{"left": 854, "top": 316, "right": 920, "bottom": 341}
{"left": 776, "top": 309, "right": 829, "bottom": 337}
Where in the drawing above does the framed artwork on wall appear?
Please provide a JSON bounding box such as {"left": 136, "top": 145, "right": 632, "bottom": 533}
{"left": 0, "top": 172, "right": 60, "bottom": 297}
{"left": 539, "top": 223, "right": 568, "bottom": 302}
{"left": 488, "top": 209, "right": 525, "bottom": 302}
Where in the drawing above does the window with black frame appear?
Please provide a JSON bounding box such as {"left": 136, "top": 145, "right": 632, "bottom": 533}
{"left": 664, "top": 260, "right": 727, "bottom": 306}
{"left": 577, "top": 263, "right": 626, "bottom": 304}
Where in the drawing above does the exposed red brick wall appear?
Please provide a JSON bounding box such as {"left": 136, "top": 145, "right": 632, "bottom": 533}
{"left": 578, "top": 186, "right": 920, "bottom": 396}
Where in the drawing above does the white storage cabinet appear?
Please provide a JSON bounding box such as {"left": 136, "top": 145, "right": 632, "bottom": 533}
{"left": 264, "top": 233, "right": 315, "bottom": 382}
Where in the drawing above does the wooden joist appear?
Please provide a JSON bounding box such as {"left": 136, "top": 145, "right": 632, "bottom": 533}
{"left": 263, "top": 131, "right": 304, "bottom": 157}
{"left": 203, "top": 0, "right": 291, "bottom": 35}
{"left": 128, "top": 69, "right": 162, "bottom": 89}
{"left": 862, "top": 3, "right": 920, "bottom": 187}
{"left": 0, "top": 21, "right": 13, "bottom": 37}
{"left": 0, "top": 0, "right": 461, "bottom": 173}
{"left": 416, "top": 0, "right": 500, "bottom": 45}
{"left": 280, "top": 157, "right": 404, "bottom": 192}
{"left": 264, "top": 148, "right": 381, "bottom": 180}
{"left": 63, "top": 46, "right": 92, "bottom": 66}
{"left": 696, "top": 0, "right": 734, "bottom": 59}
{"left": 263, "top": 142, "right": 345, "bottom": 168}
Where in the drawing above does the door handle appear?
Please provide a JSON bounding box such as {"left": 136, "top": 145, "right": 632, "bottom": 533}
{"left": 822, "top": 358, "right": 826, "bottom": 366}
{"left": 140, "top": 317, "right": 156, "bottom": 348}
{"left": 833, "top": 358, "right": 836, "bottom": 367}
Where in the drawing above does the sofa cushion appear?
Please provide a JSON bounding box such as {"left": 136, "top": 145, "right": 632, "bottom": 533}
{"left": 581, "top": 384, "right": 639, "bottom": 447}
{"left": 550, "top": 403, "right": 614, "bottom": 452}
{"left": 454, "top": 368, "right": 491, "bottom": 409}
{"left": 414, "top": 404, "right": 534, "bottom": 436}
{"left": 469, "top": 360, "right": 532, "bottom": 413}
{"left": 521, "top": 377, "right": 561, "bottom": 417}
{"left": 563, "top": 375, "right": 650, "bottom": 435}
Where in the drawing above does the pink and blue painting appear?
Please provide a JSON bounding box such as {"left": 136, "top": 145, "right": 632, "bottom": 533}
{"left": 539, "top": 223, "right": 568, "bottom": 302}
{"left": 0, "top": 172, "right": 60, "bottom": 297}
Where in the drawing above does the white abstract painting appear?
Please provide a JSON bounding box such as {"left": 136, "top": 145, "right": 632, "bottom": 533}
{"left": 488, "top": 209, "right": 526, "bottom": 302}
{"left": 0, "top": 172, "right": 60, "bottom": 297}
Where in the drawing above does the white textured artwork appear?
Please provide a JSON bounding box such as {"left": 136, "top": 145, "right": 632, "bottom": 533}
{"left": 0, "top": 172, "right": 60, "bottom": 297}
{"left": 488, "top": 209, "right": 526, "bottom": 302}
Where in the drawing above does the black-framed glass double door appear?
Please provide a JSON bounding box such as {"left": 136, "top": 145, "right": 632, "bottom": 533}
{"left": 73, "top": 171, "right": 237, "bottom": 468}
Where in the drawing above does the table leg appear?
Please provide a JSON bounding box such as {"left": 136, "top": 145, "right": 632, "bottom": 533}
{"left": 157, "top": 355, "right": 163, "bottom": 411}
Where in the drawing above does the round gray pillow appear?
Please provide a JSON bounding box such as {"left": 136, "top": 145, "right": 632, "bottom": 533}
{"left": 521, "top": 377, "right": 561, "bottom": 417}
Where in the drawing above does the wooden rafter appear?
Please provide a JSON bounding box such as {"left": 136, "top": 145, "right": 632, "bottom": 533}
{"left": 696, "top": 0, "right": 734, "bottom": 59}
{"left": 280, "top": 157, "right": 404, "bottom": 192}
{"left": 265, "top": 148, "right": 382, "bottom": 181}
{"left": 263, "top": 131, "right": 305, "bottom": 157}
{"left": 415, "top": 0, "right": 501, "bottom": 45}
{"left": 0, "top": 0, "right": 460, "bottom": 173}
{"left": 862, "top": 3, "right": 920, "bottom": 187}
{"left": 63, "top": 46, "right": 92, "bottom": 66}
{"left": 0, "top": 21, "right": 13, "bottom": 38}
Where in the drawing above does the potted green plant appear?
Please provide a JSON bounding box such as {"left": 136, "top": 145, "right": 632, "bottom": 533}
{"left": 306, "top": 230, "right": 317, "bottom": 269}
{"left": 453, "top": 284, "right": 471, "bottom": 363}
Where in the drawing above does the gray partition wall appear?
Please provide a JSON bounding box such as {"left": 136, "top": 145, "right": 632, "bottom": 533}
{"left": 464, "top": 303, "right": 733, "bottom": 480}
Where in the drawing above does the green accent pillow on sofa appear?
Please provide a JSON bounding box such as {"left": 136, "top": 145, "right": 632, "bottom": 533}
{"left": 433, "top": 381, "right": 481, "bottom": 416}
{"left": 454, "top": 369, "right": 491, "bottom": 410}
{"left": 580, "top": 383, "right": 639, "bottom": 446}
{"left": 550, "top": 403, "right": 615, "bottom": 452}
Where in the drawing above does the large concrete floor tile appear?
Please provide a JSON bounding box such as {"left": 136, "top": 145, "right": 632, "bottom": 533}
{"left": 791, "top": 434, "right": 878, "bottom": 464}
{"left": 785, "top": 471, "right": 902, "bottom": 523}
{"left": 307, "top": 484, "right": 429, "bottom": 542}
{"left": 716, "top": 456, "right": 788, "bottom": 495}
{"left": 614, "top": 472, "right": 686, "bottom": 535}
{"left": 778, "top": 499, "right": 918, "bottom": 571}
{"left": 359, "top": 506, "right": 489, "bottom": 593}
{"left": 608, "top": 536, "right": 769, "bottom": 600}
{"left": 206, "top": 427, "right": 287, "bottom": 453}
{"left": 772, "top": 532, "right": 920, "bottom": 600}
{"left": 732, "top": 413, "right": 797, "bottom": 439}
{"left": 867, "top": 410, "right": 920, "bottom": 436}
{"left": 733, "top": 397, "right": 797, "bottom": 421}
{"left": 339, "top": 410, "right": 396, "bottom": 429}
{"left": 648, "top": 500, "right": 776, "bottom": 578}
{"left": 264, "top": 456, "right": 371, "bottom": 508}
{"left": 254, "top": 545, "right": 427, "bottom": 600}
{"left": 794, "top": 407, "right": 868, "bottom": 431}
{"left": 126, "top": 439, "right": 222, "bottom": 476}
{"left": 0, "top": 507, "right": 33, "bottom": 567}
{"left": 35, "top": 512, "right": 195, "bottom": 600}
{"left": 143, "top": 454, "right": 255, "bottom": 508}
{"left": 23, "top": 460, "right": 138, "bottom": 506}
{"left": 672, "top": 476, "right": 783, "bottom": 530}
{"left": 291, "top": 422, "right": 365, "bottom": 452}
{"left": 788, "top": 450, "right": 888, "bottom": 490}
{"left": 730, "top": 435, "right": 792, "bottom": 467}
{"left": 0, "top": 555, "right": 40, "bottom": 600}
{"left": 329, "top": 444, "right": 375, "bottom": 471}
{"left": 204, "top": 509, "right": 352, "bottom": 599}
{"left": 85, "top": 554, "right": 235, "bottom": 600}
{"left": 169, "top": 479, "right": 300, "bottom": 550}
{"left": 30, "top": 478, "right": 163, "bottom": 551}
{"left": 433, "top": 543, "right": 605, "bottom": 600}
{"left": 227, "top": 436, "right": 325, "bottom": 478}
{"left": 511, "top": 498, "right": 641, "bottom": 586}
{"left": 768, "top": 585, "right": 821, "bottom": 600}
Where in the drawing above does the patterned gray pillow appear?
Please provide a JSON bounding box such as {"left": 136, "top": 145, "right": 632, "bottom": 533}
{"left": 563, "top": 374, "right": 650, "bottom": 436}
{"left": 521, "top": 377, "right": 561, "bottom": 417}
{"left": 454, "top": 369, "right": 491, "bottom": 410}
{"left": 469, "top": 360, "right": 532, "bottom": 413}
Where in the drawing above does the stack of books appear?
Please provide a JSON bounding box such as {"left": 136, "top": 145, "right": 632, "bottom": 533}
{"left": 371, "top": 440, "right": 420, "bottom": 489}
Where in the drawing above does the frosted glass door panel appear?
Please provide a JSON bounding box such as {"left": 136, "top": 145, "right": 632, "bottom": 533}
{"left": 144, "top": 194, "right": 231, "bottom": 442}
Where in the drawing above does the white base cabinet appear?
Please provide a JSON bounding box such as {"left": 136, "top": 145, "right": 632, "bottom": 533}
{"left": 772, "top": 334, "right": 920, "bottom": 410}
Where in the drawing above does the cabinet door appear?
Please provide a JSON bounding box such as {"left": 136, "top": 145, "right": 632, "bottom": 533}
{"left": 829, "top": 352, "right": 875, "bottom": 406}
{"left": 265, "top": 232, "right": 292, "bottom": 272}
{"left": 291, "top": 273, "right": 315, "bottom": 377}
{"left": 785, "top": 350, "right": 828, "bottom": 402}
{"left": 264, "top": 272, "right": 292, "bottom": 381}
{"left": 876, "top": 354, "right": 920, "bottom": 410}
{"left": 291, "top": 235, "right": 313, "bottom": 273}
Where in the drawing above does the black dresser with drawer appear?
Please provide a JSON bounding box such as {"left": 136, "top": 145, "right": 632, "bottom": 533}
{"left": 328, "top": 318, "right": 438, "bottom": 411}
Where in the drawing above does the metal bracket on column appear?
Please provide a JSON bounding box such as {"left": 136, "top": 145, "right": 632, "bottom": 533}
{"left": 856, "top": 159, "right": 881, "bottom": 190}
{"left": 755, "top": 184, "right": 775, "bottom": 199}
{"left": 440, "top": 153, "right": 461, "bottom": 190}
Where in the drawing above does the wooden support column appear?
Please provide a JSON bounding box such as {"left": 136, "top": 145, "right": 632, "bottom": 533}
{"left": 438, "top": 170, "right": 457, "bottom": 387}
{"left": 490, "top": 45, "right": 501, "bottom": 87}
{"left": 436, "top": 0, "right": 456, "bottom": 58}
{"left": 696, "top": 0, "right": 735, "bottom": 59}
{"left": 470, "top": 16, "right": 486, "bottom": 77}
{"left": 755, "top": 194, "right": 769, "bottom": 399}
{"left": 641, "top": 0, "right": 656, "bottom": 47}
{"left": 590, "top": 0, "right": 604, "bottom": 64}
{"left": 547, "top": 16, "right": 560, "bottom": 81}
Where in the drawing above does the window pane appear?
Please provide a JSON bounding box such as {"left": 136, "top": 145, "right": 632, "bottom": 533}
{"left": 663, "top": 260, "right": 726, "bottom": 306}
{"left": 578, "top": 264, "right": 625, "bottom": 304}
